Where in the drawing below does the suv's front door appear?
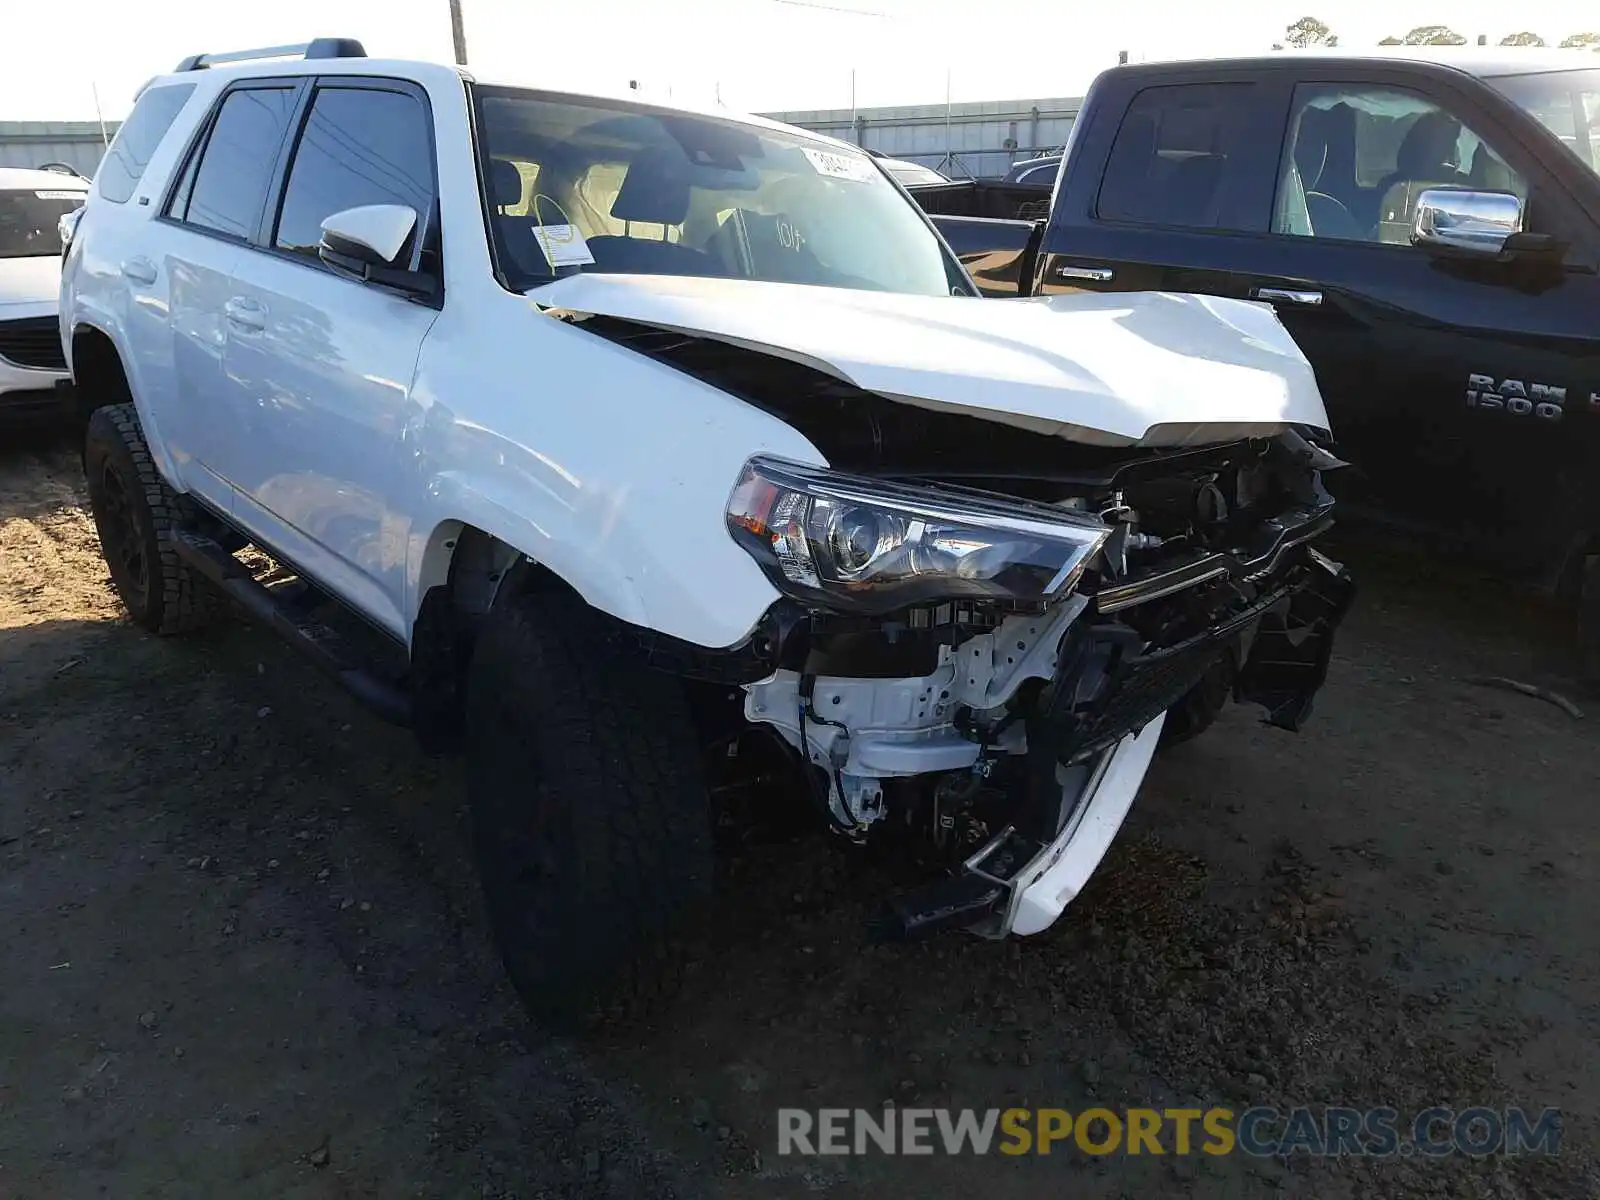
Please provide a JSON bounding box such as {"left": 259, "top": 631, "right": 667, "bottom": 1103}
{"left": 1244, "top": 70, "right": 1600, "bottom": 574}
{"left": 221, "top": 79, "right": 441, "bottom": 638}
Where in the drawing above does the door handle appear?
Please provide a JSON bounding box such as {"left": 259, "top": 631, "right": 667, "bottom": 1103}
{"left": 1252, "top": 286, "right": 1323, "bottom": 307}
{"left": 1055, "top": 264, "right": 1115, "bottom": 283}
{"left": 223, "top": 297, "right": 266, "bottom": 332}
{"left": 119, "top": 257, "right": 157, "bottom": 285}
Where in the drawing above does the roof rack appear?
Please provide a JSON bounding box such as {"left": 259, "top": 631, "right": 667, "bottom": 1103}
{"left": 174, "top": 38, "right": 367, "bottom": 72}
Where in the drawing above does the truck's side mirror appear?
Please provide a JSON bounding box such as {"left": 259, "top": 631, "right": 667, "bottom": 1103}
{"left": 1411, "top": 188, "right": 1523, "bottom": 258}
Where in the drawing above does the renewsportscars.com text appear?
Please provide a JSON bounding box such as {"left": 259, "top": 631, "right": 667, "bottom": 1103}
{"left": 777, "top": 1106, "right": 1562, "bottom": 1158}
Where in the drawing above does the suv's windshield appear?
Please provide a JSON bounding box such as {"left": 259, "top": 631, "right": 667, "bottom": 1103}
{"left": 0, "top": 188, "right": 86, "bottom": 258}
{"left": 1489, "top": 69, "right": 1600, "bottom": 178}
{"left": 474, "top": 88, "right": 965, "bottom": 295}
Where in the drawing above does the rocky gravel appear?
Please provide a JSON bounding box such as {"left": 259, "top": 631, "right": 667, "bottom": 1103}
{"left": 2, "top": 430, "right": 1597, "bottom": 1198}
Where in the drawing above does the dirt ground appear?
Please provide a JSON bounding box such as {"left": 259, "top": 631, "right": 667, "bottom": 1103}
{"left": 2, "top": 428, "right": 1597, "bottom": 1199}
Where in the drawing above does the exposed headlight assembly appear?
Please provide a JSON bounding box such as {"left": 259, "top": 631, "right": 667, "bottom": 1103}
{"left": 726, "top": 457, "right": 1111, "bottom": 613}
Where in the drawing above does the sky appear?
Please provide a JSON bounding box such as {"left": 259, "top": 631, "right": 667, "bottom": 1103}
{"left": 2, "top": 0, "right": 1594, "bottom": 122}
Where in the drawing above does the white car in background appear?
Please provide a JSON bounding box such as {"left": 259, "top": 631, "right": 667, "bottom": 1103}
{"left": 0, "top": 166, "right": 88, "bottom": 418}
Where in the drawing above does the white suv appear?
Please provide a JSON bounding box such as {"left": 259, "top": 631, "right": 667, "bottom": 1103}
{"left": 1, "top": 166, "right": 88, "bottom": 418}
{"left": 62, "top": 40, "right": 1352, "bottom": 1024}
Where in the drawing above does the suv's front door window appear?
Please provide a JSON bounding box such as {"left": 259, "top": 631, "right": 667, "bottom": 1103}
{"left": 273, "top": 85, "right": 436, "bottom": 261}
{"left": 1272, "top": 84, "right": 1526, "bottom": 245}
{"left": 1489, "top": 69, "right": 1600, "bottom": 178}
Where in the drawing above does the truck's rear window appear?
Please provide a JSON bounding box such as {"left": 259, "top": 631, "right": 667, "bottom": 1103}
{"left": 1490, "top": 69, "right": 1599, "bottom": 178}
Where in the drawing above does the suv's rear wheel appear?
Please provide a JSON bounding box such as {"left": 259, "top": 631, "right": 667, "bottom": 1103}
{"left": 83, "top": 404, "right": 217, "bottom": 635}
{"left": 465, "top": 586, "right": 714, "bottom": 1028}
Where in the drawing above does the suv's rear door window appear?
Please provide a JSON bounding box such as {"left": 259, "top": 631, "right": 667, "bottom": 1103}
{"left": 97, "top": 83, "right": 195, "bottom": 205}
{"left": 1096, "top": 83, "right": 1254, "bottom": 229}
{"left": 273, "top": 85, "right": 435, "bottom": 259}
{"left": 172, "top": 86, "right": 297, "bottom": 240}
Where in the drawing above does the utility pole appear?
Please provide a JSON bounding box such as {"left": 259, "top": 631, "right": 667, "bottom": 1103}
{"left": 449, "top": 0, "right": 469, "bottom": 66}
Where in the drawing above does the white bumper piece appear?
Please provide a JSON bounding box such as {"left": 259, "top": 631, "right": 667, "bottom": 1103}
{"left": 1005, "top": 711, "right": 1164, "bottom": 936}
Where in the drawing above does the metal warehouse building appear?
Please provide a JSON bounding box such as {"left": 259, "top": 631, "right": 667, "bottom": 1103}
{"left": 761, "top": 96, "right": 1084, "bottom": 179}
{"left": 0, "top": 121, "right": 118, "bottom": 178}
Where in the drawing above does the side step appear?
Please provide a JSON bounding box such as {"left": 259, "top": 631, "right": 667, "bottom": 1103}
{"left": 172, "top": 530, "right": 413, "bottom": 727}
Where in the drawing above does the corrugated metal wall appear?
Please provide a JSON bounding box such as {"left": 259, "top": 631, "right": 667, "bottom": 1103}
{"left": 0, "top": 122, "right": 120, "bottom": 178}
{"left": 760, "top": 96, "right": 1083, "bottom": 179}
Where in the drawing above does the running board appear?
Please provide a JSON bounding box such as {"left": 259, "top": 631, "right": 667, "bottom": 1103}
{"left": 172, "top": 530, "right": 413, "bottom": 727}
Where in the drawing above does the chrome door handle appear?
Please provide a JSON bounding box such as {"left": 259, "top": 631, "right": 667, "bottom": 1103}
{"left": 1252, "top": 286, "right": 1323, "bottom": 307}
{"left": 223, "top": 297, "right": 266, "bottom": 331}
{"left": 1055, "top": 264, "right": 1115, "bottom": 283}
{"left": 120, "top": 257, "right": 157, "bottom": 285}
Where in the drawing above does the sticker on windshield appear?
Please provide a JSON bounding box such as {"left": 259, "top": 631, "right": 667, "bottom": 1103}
{"left": 35, "top": 189, "right": 85, "bottom": 200}
{"left": 531, "top": 223, "right": 596, "bottom": 269}
{"left": 802, "top": 147, "right": 877, "bottom": 183}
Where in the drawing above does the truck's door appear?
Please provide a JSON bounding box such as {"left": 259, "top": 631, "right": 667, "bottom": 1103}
{"left": 1042, "top": 63, "right": 1600, "bottom": 575}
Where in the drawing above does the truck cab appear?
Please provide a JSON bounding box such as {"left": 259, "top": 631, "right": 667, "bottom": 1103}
{"left": 927, "top": 52, "right": 1600, "bottom": 623}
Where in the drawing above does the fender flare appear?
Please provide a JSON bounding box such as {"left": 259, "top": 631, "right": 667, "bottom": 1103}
{"left": 68, "top": 314, "right": 185, "bottom": 489}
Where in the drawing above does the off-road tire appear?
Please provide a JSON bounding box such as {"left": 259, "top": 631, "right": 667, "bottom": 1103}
{"left": 1580, "top": 554, "right": 1600, "bottom": 690}
{"left": 465, "top": 587, "right": 714, "bottom": 1029}
{"left": 1159, "top": 646, "right": 1236, "bottom": 748}
{"left": 83, "top": 404, "right": 217, "bottom": 635}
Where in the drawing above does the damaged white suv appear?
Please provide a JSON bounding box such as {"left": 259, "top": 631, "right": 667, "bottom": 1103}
{"left": 62, "top": 40, "right": 1353, "bottom": 1023}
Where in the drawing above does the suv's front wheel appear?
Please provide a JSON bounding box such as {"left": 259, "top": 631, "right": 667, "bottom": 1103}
{"left": 465, "top": 585, "right": 714, "bottom": 1028}
{"left": 83, "top": 404, "right": 217, "bottom": 635}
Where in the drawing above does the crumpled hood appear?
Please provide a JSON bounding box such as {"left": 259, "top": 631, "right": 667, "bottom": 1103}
{"left": 0, "top": 256, "right": 63, "bottom": 310}
{"left": 527, "top": 274, "right": 1330, "bottom": 447}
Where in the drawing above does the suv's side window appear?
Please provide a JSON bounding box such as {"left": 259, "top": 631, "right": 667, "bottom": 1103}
{"left": 167, "top": 86, "right": 297, "bottom": 240}
{"left": 1273, "top": 84, "right": 1527, "bottom": 245}
{"left": 273, "top": 85, "right": 435, "bottom": 261}
{"left": 1096, "top": 83, "right": 1255, "bottom": 230}
{"left": 97, "top": 83, "right": 196, "bottom": 205}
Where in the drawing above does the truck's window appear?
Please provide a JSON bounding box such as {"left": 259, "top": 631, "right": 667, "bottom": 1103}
{"left": 472, "top": 87, "right": 968, "bottom": 297}
{"left": 170, "top": 86, "right": 297, "bottom": 241}
{"left": 274, "top": 86, "right": 436, "bottom": 260}
{"left": 1489, "top": 70, "right": 1599, "bottom": 179}
{"left": 1272, "top": 85, "right": 1525, "bottom": 246}
{"left": 1096, "top": 84, "right": 1254, "bottom": 230}
{"left": 96, "top": 83, "right": 195, "bottom": 205}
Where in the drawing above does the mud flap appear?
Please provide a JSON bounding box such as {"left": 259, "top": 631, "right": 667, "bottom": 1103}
{"left": 1235, "top": 550, "right": 1355, "bottom": 731}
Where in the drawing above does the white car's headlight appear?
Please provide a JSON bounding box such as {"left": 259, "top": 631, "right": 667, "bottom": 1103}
{"left": 726, "top": 457, "right": 1110, "bottom": 613}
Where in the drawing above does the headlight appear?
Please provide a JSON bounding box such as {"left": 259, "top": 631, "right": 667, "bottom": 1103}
{"left": 726, "top": 457, "right": 1110, "bottom": 613}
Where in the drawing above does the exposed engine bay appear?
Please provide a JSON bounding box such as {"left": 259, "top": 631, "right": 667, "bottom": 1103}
{"left": 586, "top": 315, "right": 1355, "bottom": 940}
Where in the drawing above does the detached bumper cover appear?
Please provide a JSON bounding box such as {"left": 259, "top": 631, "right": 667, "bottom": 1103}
{"left": 883, "top": 550, "right": 1354, "bottom": 940}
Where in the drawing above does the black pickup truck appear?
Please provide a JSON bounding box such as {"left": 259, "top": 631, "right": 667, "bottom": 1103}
{"left": 915, "top": 51, "right": 1600, "bottom": 672}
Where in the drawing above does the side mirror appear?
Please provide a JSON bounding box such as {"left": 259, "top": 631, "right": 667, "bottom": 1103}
{"left": 1411, "top": 188, "right": 1523, "bottom": 258}
{"left": 319, "top": 204, "right": 418, "bottom": 270}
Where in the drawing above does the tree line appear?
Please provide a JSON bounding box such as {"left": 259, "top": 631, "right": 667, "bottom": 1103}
{"left": 1275, "top": 17, "right": 1600, "bottom": 51}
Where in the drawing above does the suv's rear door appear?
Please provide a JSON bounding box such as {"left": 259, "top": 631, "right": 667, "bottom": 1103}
{"left": 153, "top": 80, "right": 301, "bottom": 511}
{"left": 221, "top": 78, "right": 441, "bottom": 639}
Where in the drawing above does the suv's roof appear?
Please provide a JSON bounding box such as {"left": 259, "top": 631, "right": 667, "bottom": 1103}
{"left": 1118, "top": 46, "right": 1596, "bottom": 81}
{"left": 0, "top": 166, "right": 90, "bottom": 191}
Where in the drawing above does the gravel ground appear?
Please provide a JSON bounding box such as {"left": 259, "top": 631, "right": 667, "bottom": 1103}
{"left": 2, "top": 429, "right": 1597, "bottom": 1199}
